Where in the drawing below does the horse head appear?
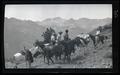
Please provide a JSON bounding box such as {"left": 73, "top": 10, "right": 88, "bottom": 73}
{"left": 20, "top": 50, "right": 26, "bottom": 56}
{"left": 73, "top": 37, "right": 82, "bottom": 46}
{"left": 34, "top": 40, "right": 45, "bottom": 49}
{"left": 88, "top": 34, "right": 95, "bottom": 41}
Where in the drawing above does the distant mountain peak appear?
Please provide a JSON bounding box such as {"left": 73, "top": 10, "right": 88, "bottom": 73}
{"left": 53, "top": 17, "right": 63, "bottom": 20}
{"left": 42, "top": 18, "right": 52, "bottom": 22}
{"left": 103, "top": 17, "right": 112, "bottom": 19}
{"left": 69, "top": 18, "right": 75, "bottom": 20}
{"left": 67, "top": 18, "right": 76, "bottom": 22}
{"left": 42, "top": 17, "right": 64, "bottom": 22}
{"left": 7, "top": 17, "right": 19, "bottom": 21}
{"left": 79, "top": 18, "right": 89, "bottom": 20}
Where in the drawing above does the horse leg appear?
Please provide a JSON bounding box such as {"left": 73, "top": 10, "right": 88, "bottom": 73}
{"left": 66, "top": 54, "right": 69, "bottom": 61}
{"left": 95, "top": 39, "right": 97, "bottom": 46}
{"left": 59, "top": 55, "right": 61, "bottom": 60}
{"left": 14, "top": 63, "right": 18, "bottom": 68}
{"left": 64, "top": 54, "right": 66, "bottom": 63}
{"left": 58, "top": 53, "right": 61, "bottom": 60}
{"left": 101, "top": 39, "right": 104, "bottom": 44}
{"left": 68, "top": 55, "right": 71, "bottom": 63}
{"left": 94, "top": 44, "right": 96, "bottom": 49}
{"left": 50, "top": 57, "right": 54, "bottom": 64}
{"left": 66, "top": 55, "right": 69, "bottom": 61}
{"left": 48, "top": 58, "right": 50, "bottom": 65}
{"left": 92, "top": 39, "right": 96, "bottom": 49}
{"left": 64, "top": 56, "right": 66, "bottom": 63}
{"left": 95, "top": 38, "right": 98, "bottom": 48}
{"left": 28, "top": 62, "right": 31, "bottom": 68}
{"left": 44, "top": 55, "right": 46, "bottom": 63}
{"left": 57, "top": 56, "right": 59, "bottom": 60}
{"left": 95, "top": 36, "right": 99, "bottom": 47}
{"left": 47, "top": 57, "right": 49, "bottom": 65}
{"left": 95, "top": 42, "right": 97, "bottom": 48}
{"left": 26, "top": 61, "right": 28, "bottom": 68}
{"left": 55, "top": 55, "right": 58, "bottom": 60}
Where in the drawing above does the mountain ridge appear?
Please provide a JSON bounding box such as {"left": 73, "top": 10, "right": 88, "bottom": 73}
{"left": 36, "top": 17, "right": 112, "bottom": 31}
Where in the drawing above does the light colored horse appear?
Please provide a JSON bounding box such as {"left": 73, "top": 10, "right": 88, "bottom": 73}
{"left": 12, "top": 46, "right": 40, "bottom": 68}
{"left": 77, "top": 33, "right": 90, "bottom": 46}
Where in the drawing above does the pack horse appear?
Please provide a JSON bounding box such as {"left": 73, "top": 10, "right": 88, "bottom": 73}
{"left": 12, "top": 46, "right": 40, "bottom": 68}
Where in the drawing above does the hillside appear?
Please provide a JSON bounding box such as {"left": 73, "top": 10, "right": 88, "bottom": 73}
{"left": 4, "top": 17, "right": 112, "bottom": 62}
{"left": 4, "top": 18, "right": 46, "bottom": 59}
{"left": 5, "top": 18, "right": 112, "bottom": 68}
{"left": 5, "top": 22, "right": 112, "bottom": 68}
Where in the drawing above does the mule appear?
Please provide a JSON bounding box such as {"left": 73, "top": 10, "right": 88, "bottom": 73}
{"left": 88, "top": 34, "right": 108, "bottom": 48}
{"left": 76, "top": 34, "right": 90, "bottom": 47}
{"left": 12, "top": 46, "right": 40, "bottom": 68}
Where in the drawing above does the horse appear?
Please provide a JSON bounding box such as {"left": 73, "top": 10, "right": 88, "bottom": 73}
{"left": 59, "top": 37, "right": 82, "bottom": 62}
{"left": 88, "top": 34, "right": 108, "bottom": 48}
{"left": 34, "top": 40, "right": 64, "bottom": 65}
{"left": 76, "top": 33, "right": 91, "bottom": 47}
{"left": 12, "top": 46, "right": 40, "bottom": 68}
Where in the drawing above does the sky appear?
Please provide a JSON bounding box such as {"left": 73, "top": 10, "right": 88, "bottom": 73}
{"left": 5, "top": 4, "right": 112, "bottom": 21}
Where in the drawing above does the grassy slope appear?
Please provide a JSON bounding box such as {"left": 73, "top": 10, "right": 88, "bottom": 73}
{"left": 5, "top": 22, "right": 112, "bottom": 68}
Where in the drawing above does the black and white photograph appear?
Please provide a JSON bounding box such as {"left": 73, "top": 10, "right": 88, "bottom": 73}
{"left": 4, "top": 4, "right": 112, "bottom": 69}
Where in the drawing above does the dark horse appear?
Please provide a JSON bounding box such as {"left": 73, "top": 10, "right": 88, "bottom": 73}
{"left": 88, "top": 34, "right": 108, "bottom": 48}
{"left": 59, "top": 37, "right": 82, "bottom": 62}
{"left": 34, "top": 40, "right": 64, "bottom": 65}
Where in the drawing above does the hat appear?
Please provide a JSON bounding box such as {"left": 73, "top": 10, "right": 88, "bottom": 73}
{"left": 59, "top": 31, "right": 63, "bottom": 34}
{"left": 65, "top": 29, "right": 68, "bottom": 32}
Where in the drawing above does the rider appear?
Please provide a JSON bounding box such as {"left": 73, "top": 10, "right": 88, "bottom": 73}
{"left": 50, "top": 32, "right": 56, "bottom": 45}
{"left": 64, "top": 29, "right": 70, "bottom": 41}
{"left": 56, "top": 31, "right": 63, "bottom": 45}
{"left": 95, "top": 26, "right": 102, "bottom": 42}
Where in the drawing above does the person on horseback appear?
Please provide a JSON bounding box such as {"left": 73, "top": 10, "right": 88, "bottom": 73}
{"left": 50, "top": 32, "right": 56, "bottom": 45}
{"left": 56, "top": 31, "right": 63, "bottom": 45}
{"left": 64, "top": 29, "right": 70, "bottom": 41}
{"left": 95, "top": 26, "right": 102, "bottom": 43}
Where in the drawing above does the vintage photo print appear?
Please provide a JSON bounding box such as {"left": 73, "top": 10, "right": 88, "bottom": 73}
{"left": 4, "top": 4, "right": 112, "bottom": 69}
